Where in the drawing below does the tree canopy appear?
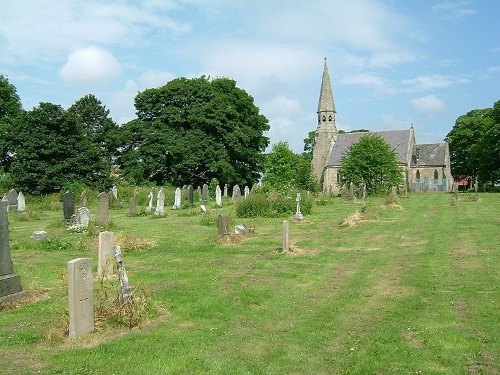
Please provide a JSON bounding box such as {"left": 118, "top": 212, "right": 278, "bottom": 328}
{"left": 339, "top": 133, "right": 403, "bottom": 195}
{"left": 10, "top": 103, "right": 111, "bottom": 195}
{"left": 445, "top": 100, "right": 499, "bottom": 185}
{"left": 116, "top": 76, "right": 270, "bottom": 187}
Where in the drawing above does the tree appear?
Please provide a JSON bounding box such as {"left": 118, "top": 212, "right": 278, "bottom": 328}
{"left": 263, "top": 141, "right": 317, "bottom": 192}
{"left": 68, "top": 94, "right": 119, "bottom": 163}
{"left": 116, "top": 76, "right": 270, "bottom": 187}
{"left": 0, "top": 75, "right": 24, "bottom": 171}
{"left": 445, "top": 102, "right": 499, "bottom": 185}
{"left": 10, "top": 103, "right": 111, "bottom": 195}
{"left": 339, "top": 133, "right": 403, "bottom": 195}
{"left": 302, "top": 130, "right": 315, "bottom": 161}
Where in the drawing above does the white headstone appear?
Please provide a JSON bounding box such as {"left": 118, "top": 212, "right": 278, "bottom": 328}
{"left": 67, "top": 258, "right": 94, "bottom": 339}
{"left": 76, "top": 207, "right": 91, "bottom": 227}
{"left": 111, "top": 185, "right": 118, "bottom": 199}
{"left": 173, "top": 187, "right": 181, "bottom": 209}
{"left": 17, "top": 192, "right": 25, "bottom": 212}
{"left": 146, "top": 189, "right": 154, "bottom": 214}
{"left": 215, "top": 185, "right": 222, "bottom": 206}
{"left": 156, "top": 188, "right": 165, "bottom": 215}
{"left": 98, "top": 231, "right": 114, "bottom": 278}
{"left": 244, "top": 186, "right": 250, "bottom": 198}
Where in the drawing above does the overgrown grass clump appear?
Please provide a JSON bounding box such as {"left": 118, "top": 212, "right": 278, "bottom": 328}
{"left": 235, "top": 190, "right": 313, "bottom": 217}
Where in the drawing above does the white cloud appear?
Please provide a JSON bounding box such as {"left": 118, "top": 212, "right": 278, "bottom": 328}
{"left": 109, "top": 79, "right": 140, "bottom": 125}
{"left": 402, "top": 74, "right": 470, "bottom": 90}
{"left": 140, "top": 70, "right": 176, "bottom": 88}
{"left": 59, "top": 46, "right": 122, "bottom": 86}
{"left": 261, "top": 96, "right": 301, "bottom": 118}
{"left": 411, "top": 95, "right": 446, "bottom": 115}
{"left": 431, "top": 1, "right": 477, "bottom": 19}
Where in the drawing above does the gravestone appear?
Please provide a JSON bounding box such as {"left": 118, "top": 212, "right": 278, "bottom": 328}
{"left": 202, "top": 184, "right": 209, "bottom": 203}
{"left": 197, "top": 186, "right": 202, "bottom": 201}
{"left": 17, "top": 191, "right": 25, "bottom": 212}
{"left": 282, "top": 220, "right": 289, "bottom": 252}
{"left": 63, "top": 191, "right": 75, "bottom": 225}
{"left": 80, "top": 190, "right": 88, "bottom": 207}
{"left": 349, "top": 183, "right": 355, "bottom": 201}
{"left": 217, "top": 214, "right": 229, "bottom": 237}
{"left": 98, "top": 231, "right": 114, "bottom": 278}
{"left": 156, "top": 188, "right": 165, "bottom": 215}
{"left": 146, "top": 188, "right": 154, "bottom": 214}
{"left": 187, "top": 185, "right": 194, "bottom": 205}
{"left": 224, "top": 184, "right": 228, "bottom": 198}
{"left": 244, "top": 186, "right": 250, "bottom": 198}
{"left": 7, "top": 189, "right": 17, "bottom": 210}
{"left": 0, "top": 201, "right": 24, "bottom": 300}
{"left": 215, "top": 185, "right": 222, "bottom": 207}
{"left": 113, "top": 245, "right": 132, "bottom": 303}
{"left": 294, "top": 193, "right": 304, "bottom": 222}
{"left": 129, "top": 196, "right": 137, "bottom": 215}
{"left": 111, "top": 185, "right": 118, "bottom": 199}
{"left": 341, "top": 184, "right": 347, "bottom": 202}
{"left": 232, "top": 185, "right": 241, "bottom": 202}
{"left": 200, "top": 204, "right": 206, "bottom": 214}
{"left": 97, "top": 192, "right": 109, "bottom": 225}
{"left": 173, "top": 187, "right": 181, "bottom": 209}
{"left": 76, "top": 207, "right": 91, "bottom": 227}
{"left": 68, "top": 258, "right": 94, "bottom": 339}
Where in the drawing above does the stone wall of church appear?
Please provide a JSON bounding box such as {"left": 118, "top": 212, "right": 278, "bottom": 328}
{"left": 409, "top": 167, "right": 452, "bottom": 192}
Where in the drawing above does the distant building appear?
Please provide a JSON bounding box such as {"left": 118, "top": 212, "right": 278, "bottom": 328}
{"left": 311, "top": 59, "right": 453, "bottom": 193}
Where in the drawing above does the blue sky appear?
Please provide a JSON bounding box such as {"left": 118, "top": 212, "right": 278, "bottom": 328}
{"left": 1, "top": 0, "right": 498, "bottom": 152}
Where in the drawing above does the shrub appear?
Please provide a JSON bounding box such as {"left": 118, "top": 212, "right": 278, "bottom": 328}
{"left": 235, "top": 189, "right": 313, "bottom": 218}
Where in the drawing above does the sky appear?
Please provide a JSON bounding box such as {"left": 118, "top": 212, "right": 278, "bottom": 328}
{"left": 1, "top": 0, "right": 498, "bottom": 153}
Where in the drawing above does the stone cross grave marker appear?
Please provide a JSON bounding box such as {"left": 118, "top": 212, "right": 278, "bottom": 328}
{"left": 17, "top": 191, "right": 25, "bottom": 212}
{"left": 98, "top": 231, "right": 114, "bottom": 278}
{"left": 7, "top": 189, "right": 17, "bottom": 210}
{"left": 156, "top": 188, "right": 165, "bottom": 215}
{"left": 173, "top": 187, "right": 181, "bottom": 209}
{"left": 129, "top": 196, "right": 137, "bottom": 215}
{"left": 202, "top": 184, "right": 209, "bottom": 203}
{"left": 215, "top": 185, "right": 222, "bottom": 206}
{"left": 63, "top": 191, "right": 75, "bottom": 225}
{"left": 0, "top": 201, "right": 23, "bottom": 300}
{"left": 282, "top": 220, "right": 289, "bottom": 252}
{"left": 97, "top": 192, "right": 110, "bottom": 225}
{"left": 294, "top": 193, "right": 304, "bottom": 221}
{"left": 68, "top": 258, "right": 94, "bottom": 339}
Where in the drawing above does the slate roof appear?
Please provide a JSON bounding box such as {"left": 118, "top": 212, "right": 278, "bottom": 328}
{"left": 327, "top": 129, "right": 412, "bottom": 167}
{"left": 411, "top": 143, "right": 447, "bottom": 167}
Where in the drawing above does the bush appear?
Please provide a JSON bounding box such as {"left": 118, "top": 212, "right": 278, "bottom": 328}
{"left": 235, "top": 189, "right": 313, "bottom": 218}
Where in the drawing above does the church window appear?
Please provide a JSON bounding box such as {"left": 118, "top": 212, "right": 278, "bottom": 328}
{"left": 416, "top": 170, "right": 420, "bottom": 181}
{"left": 434, "top": 169, "right": 439, "bottom": 183}
{"left": 336, "top": 171, "right": 341, "bottom": 184}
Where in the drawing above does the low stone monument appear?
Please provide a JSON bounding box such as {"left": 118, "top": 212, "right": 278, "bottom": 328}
{"left": 75, "top": 207, "right": 91, "bottom": 227}
{"left": 0, "top": 201, "right": 24, "bottom": 301}
{"left": 68, "top": 258, "right": 94, "bottom": 339}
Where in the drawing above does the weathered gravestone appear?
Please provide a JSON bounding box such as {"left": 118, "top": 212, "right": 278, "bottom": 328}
{"left": 0, "top": 201, "right": 24, "bottom": 300}
{"left": 129, "top": 196, "right": 137, "bottom": 215}
{"left": 282, "top": 220, "right": 290, "bottom": 252}
{"left": 111, "top": 185, "right": 118, "bottom": 199}
{"left": 146, "top": 188, "right": 155, "bottom": 214}
{"left": 156, "top": 188, "right": 165, "bottom": 215}
{"left": 7, "top": 189, "right": 17, "bottom": 210}
{"left": 244, "top": 186, "right": 250, "bottom": 198}
{"left": 232, "top": 185, "right": 241, "bottom": 202}
{"left": 223, "top": 184, "right": 228, "bottom": 198}
{"left": 80, "top": 190, "right": 88, "bottom": 208}
{"left": 113, "top": 245, "right": 132, "bottom": 303}
{"left": 217, "top": 214, "right": 229, "bottom": 237}
{"left": 68, "top": 258, "right": 94, "bottom": 339}
{"left": 202, "top": 184, "right": 209, "bottom": 203}
{"left": 63, "top": 191, "right": 75, "bottom": 225}
{"left": 98, "top": 231, "right": 114, "bottom": 278}
{"left": 75, "top": 207, "right": 91, "bottom": 227}
{"left": 97, "top": 192, "right": 109, "bottom": 225}
{"left": 173, "top": 187, "right": 181, "bottom": 209}
{"left": 17, "top": 191, "right": 25, "bottom": 212}
{"left": 215, "top": 185, "right": 222, "bottom": 207}
{"left": 197, "top": 186, "right": 202, "bottom": 201}
{"left": 187, "top": 185, "right": 194, "bottom": 205}
{"left": 349, "top": 182, "right": 355, "bottom": 201}
{"left": 341, "top": 184, "right": 347, "bottom": 202}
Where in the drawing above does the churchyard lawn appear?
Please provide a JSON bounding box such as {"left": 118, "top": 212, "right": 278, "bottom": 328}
{"left": 0, "top": 191, "right": 499, "bottom": 374}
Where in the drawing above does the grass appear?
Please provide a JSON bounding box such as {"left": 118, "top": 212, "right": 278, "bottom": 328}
{"left": 0, "top": 192, "right": 499, "bottom": 374}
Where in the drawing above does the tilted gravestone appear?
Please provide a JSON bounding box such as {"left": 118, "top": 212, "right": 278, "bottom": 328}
{"left": 113, "top": 245, "right": 132, "bottom": 303}
{"left": 0, "top": 201, "right": 24, "bottom": 300}
{"left": 68, "top": 258, "right": 94, "bottom": 338}
{"left": 63, "top": 191, "right": 75, "bottom": 225}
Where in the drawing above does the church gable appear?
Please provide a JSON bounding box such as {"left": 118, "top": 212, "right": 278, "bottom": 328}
{"left": 411, "top": 143, "right": 448, "bottom": 167}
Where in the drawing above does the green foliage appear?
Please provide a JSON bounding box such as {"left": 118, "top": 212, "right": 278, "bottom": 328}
{"left": 9, "top": 103, "right": 112, "bottom": 195}
{"left": 302, "top": 130, "right": 315, "bottom": 161}
{"left": 339, "top": 133, "right": 404, "bottom": 195}
{"left": 235, "top": 189, "right": 313, "bottom": 218}
{"left": 209, "top": 178, "right": 219, "bottom": 198}
{"left": 116, "top": 76, "right": 270, "bottom": 187}
{"left": 263, "top": 141, "right": 318, "bottom": 192}
{"left": 446, "top": 101, "right": 500, "bottom": 185}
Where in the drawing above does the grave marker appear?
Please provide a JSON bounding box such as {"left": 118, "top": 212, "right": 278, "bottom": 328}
{"left": 17, "top": 192, "right": 25, "bottom": 212}
{"left": 202, "top": 184, "right": 209, "bottom": 203}
{"left": 80, "top": 190, "right": 88, "bottom": 207}
{"left": 217, "top": 214, "right": 229, "bottom": 237}
{"left": 67, "top": 258, "right": 94, "bottom": 338}
{"left": 76, "top": 207, "right": 91, "bottom": 227}
{"left": 129, "top": 196, "right": 137, "bottom": 215}
{"left": 173, "top": 187, "right": 181, "bottom": 209}
{"left": 98, "top": 231, "right": 114, "bottom": 278}
{"left": 187, "top": 185, "right": 194, "bottom": 205}
{"left": 282, "top": 220, "right": 289, "bottom": 252}
{"left": 7, "top": 189, "right": 17, "bottom": 210}
{"left": 156, "top": 188, "right": 165, "bottom": 215}
{"left": 63, "top": 191, "right": 75, "bottom": 224}
{"left": 215, "top": 185, "right": 222, "bottom": 206}
{"left": 97, "top": 192, "right": 110, "bottom": 225}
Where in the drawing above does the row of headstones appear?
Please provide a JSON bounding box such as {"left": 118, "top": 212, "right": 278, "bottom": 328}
{"left": 68, "top": 231, "right": 131, "bottom": 339}
{"left": 3, "top": 189, "right": 26, "bottom": 212}
{"left": 63, "top": 191, "right": 112, "bottom": 226}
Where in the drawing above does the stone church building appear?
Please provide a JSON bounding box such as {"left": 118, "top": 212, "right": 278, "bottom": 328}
{"left": 311, "top": 60, "right": 453, "bottom": 194}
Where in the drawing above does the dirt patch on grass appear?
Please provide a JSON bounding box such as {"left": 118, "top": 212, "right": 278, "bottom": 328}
{"left": 402, "top": 328, "right": 424, "bottom": 348}
{"left": 467, "top": 351, "right": 500, "bottom": 374}
{"left": 0, "top": 348, "right": 48, "bottom": 374}
{"left": 449, "top": 243, "right": 477, "bottom": 260}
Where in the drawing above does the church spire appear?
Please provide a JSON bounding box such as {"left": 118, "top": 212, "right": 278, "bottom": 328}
{"left": 317, "top": 58, "right": 336, "bottom": 115}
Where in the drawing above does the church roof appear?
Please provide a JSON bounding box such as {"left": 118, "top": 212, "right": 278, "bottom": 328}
{"left": 327, "top": 129, "right": 412, "bottom": 166}
{"left": 411, "top": 143, "right": 448, "bottom": 167}
{"left": 317, "top": 60, "right": 336, "bottom": 113}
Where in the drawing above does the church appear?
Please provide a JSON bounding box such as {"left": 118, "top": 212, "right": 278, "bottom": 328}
{"left": 311, "top": 60, "right": 453, "bottom": 194}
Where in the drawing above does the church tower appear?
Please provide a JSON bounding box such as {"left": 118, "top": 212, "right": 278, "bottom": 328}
{"left": 312, "top": 59, "right": 337, "bottom": 185}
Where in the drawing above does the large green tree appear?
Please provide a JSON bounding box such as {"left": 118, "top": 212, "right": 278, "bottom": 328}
{"left": 10, "top": 103, "right": 111, "bottom": 195}
{"left": 68, "top": 94, "right": 119, "bottom": 163}
{"left": 339, "top": 133, "right": 403, "bottom": 195}
{"left": 445, "top": 101, "right": 499, "bottom": 185}
{"left": 0, "top": 75, "right": 24, "bottom": 171}
{"left": 264, "top": 141, "right": 317, "bottom": 192}
{"left": 116, "top": 76, "right": 270, "bottom": 187}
